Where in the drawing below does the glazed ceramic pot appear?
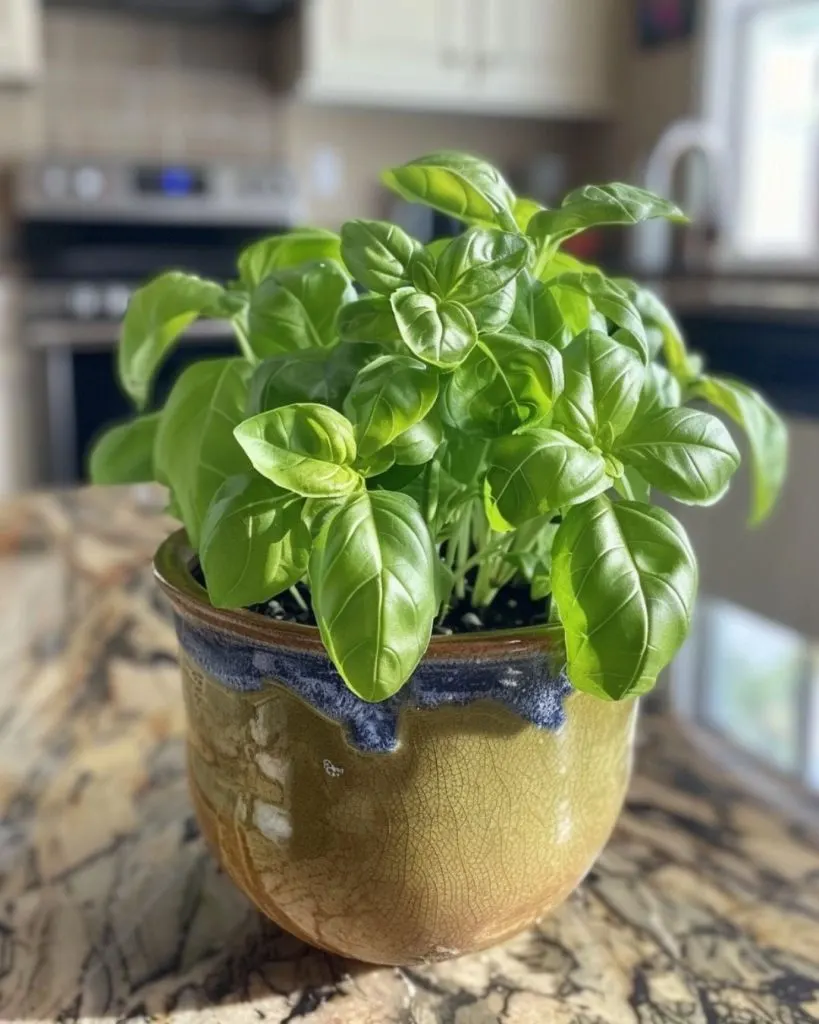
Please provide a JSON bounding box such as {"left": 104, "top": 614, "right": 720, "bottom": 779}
{"left": 155, "top": 530, "right": 637, "bottom": 966}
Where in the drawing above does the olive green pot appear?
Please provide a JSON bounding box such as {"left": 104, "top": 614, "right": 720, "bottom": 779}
{"left": 155, "top": 531, "right": 637, "bottom": 966}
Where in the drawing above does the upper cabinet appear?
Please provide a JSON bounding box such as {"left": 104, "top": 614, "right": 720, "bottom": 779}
{"left": 295, "top": 0, "right": 617, "bottom": 118}
{"left": 0, "top": 0, "right": 41, "bottom": 84}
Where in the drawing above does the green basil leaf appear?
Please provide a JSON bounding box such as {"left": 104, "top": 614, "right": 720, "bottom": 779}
{"left": 238, "top": 229, "right": 343, "bottom": 288}
{"left": 424, "top": 237, "right": 453, "bottom": 261}
{"left": 552, "top": 330, "right": 645, "bottom": 447}
{"left": 118, "top": 272, "right": 225, "bottom": 409}
{"left": 443, "top": 334, "right": 564, "bottom": 437}
{"left": 513, "top": 196, "right": 543, "bottom": 232}
{"left": 390, "top": 287, "right": 478, "bottom": 368}
{"left": 550, "top": 273, "right": 648, "bottom": 363}
{"left": 392, "top": 409, "right": 444, "bottom": 466}
{"left": 529, "top": 183, "right": 686, "bottom": 247}
{"left": 88, "top": 413, "right": 160, "bottom": 485}
{"left": 246, "top": 344, "right": 369, "bottom": 415}
{"left": 613, "top": 278, "right": 696, "bottom": 379}
{"left": 309, "top": 489, "right": 437, "bottom": 701}
{"left": 247, "top": 260, "right": 356, "bottom": 357}
{"left": 234, "top": 403, "right": 361, "bottom": 498}
{"left": 199, "top": 474, "right": 310, "bottom": 608}
{"left": 435, "top": 228, "right": 529, "bottom": 332}
{"left": 336, "top": 294, "right": 402, "bottom": 350}
{"left": 552, "top": 496, "right": 697, "bottom": 700}
{"left": 357, "top": 446, "right": 397, "bottom": 478}
{"left": 636, "top": 362, "right": 682, "bottom": 418}
{"left": 154, "top": 358, "right": 251, "bottom": 548}
{"left": 340, "top": 219, "right": 424, "bottom": 294}
{"left": 510, "top": 272, "right": 572, "bottom": 350}
{"left": 382, "top": 151, "right": 517, "bottom": 231}
{"left": 343, "top": 354, "right": 439, "bottom": 458}
{"left": 615, "top": 407, "right": 740, "bottom": 505}
{"left": 485, "top": 428, "right": 609, "bottom": 528}
{"left": 691, "top": 375, "right": 788, "bottom": 525}
{"left": 614, "top": 466, "right": 651, "bottom": 504}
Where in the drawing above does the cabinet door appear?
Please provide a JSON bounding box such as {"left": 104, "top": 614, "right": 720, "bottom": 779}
{"left": 303, "top": 0, "right": 474, "bottom": 108}
{"left": 0, "top": 0, "right": 40, "bottom": 84}
{"left": 481, "top": 0, "right": 615, "bottom": 117}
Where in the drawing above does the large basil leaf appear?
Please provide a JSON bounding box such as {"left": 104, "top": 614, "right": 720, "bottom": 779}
{"left": 238, "top": 229, "right": 342, "bottom": 288}
{"left": 513, "top": 196, "right": 543, "bottom": 232}
{"left": 529, "top": 183, "right": 686, "bottom": 247}
{"left": 154, "top": 359, "right": 251, "bottom": 548}
{"left": 336, "top": 295, "right": 402, "bottom": 350}
{"left": 88, "top": 413, "right": 159, "bottom": 485}
{"left": 246, "top": 344, "right": 369, "bottom": 415}
{"left": 234, "top": 403, "right": 361, "bottom": 498}
{"left": 552, "top": 330, "right": 645, "bottom": 448}
{"left": 485, "top": 429, "right": 609, "bottom": 529}
{"left": 118, "top": 272, "right": 225, "bottom": 409}
{"left": 390, "top": 287, "right": 478, "bottom": 368}
{"left": 549, "top": 273, "right": 648, "bottom": 362}
{"left": 614, "top": 278, "right": 693, "bottom": 379}
{"left": 199, "top": 474, "right": 310, "bottom": 608}
{"left": 443, "top": 334, "right": 563, "bottom": 437}
{"left": 340, "top": 219, "right": 423, "bottom": 294}
{"left": 343, "top": 354, "right": 439, "bottom": 458}
{"left": 615, "top": 407, "right": 740, "bottom": 505}
{"left": 552, "top": 496, "right": 697, "bottom": 700}
{"left": 510, "top": 273, "right": 572, "bottom": 350}
{"left": 436, "top": 228, "right": 529, "bottom": 332}
{"left": 392, "top": 410, "right": 444, "bottom": 465}
{"left": 691, "top": 375, "right": 788, "bottom": 524}
{"left": 382, "top": 151, "right": 517, "bottom": 231}
{"left": 636, "top": 362, "right": 682, "bottom": 418}
{"left": 247, "top": 261, "right": 356, "bottom": 356}
{"left": 309, "top": 489, "right": 437, "bottom": 701}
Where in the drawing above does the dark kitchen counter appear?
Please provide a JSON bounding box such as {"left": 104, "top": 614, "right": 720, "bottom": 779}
{"left": 0, "top": 487, "right": 818, "bottom": 1022}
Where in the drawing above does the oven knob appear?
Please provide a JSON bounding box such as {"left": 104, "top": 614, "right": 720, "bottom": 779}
{"left": 104, "top": 285, "right": 131, "bottom": 319}
{"left": 69, "top": 285, "right": 102, "bottom": 320}
{"left": 73, "top": 166, "right": 106, "bottom": 203}
{"left": 42, "top": 165, "right": 70, "bottom": 200}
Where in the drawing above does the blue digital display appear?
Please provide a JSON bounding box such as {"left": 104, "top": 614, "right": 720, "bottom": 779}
{"left": 135, "top": 165, "right": 206, "bottom": 198}
{"left": 160, "top": 166, "right": 196, "bottom": 196}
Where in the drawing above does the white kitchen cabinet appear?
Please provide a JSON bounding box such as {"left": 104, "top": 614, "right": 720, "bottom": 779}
{"left": 297, "top": 0, "right": 616, "bottom": 118}
{"left": 0, "top": 0, "right": 40, "bottom": 84}
{"left": 302, "top": 0, "right": 475, "bottom": 109}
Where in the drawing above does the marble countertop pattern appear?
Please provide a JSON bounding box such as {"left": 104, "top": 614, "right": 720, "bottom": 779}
{"left": 1, "top": 486, "right": 818, "bottom": 1024}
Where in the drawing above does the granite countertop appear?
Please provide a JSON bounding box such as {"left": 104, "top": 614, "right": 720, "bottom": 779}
{"left": 1, "top": 487, "right": 818, "bottom": 1023}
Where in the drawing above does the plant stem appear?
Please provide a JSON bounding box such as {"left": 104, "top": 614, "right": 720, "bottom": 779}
{"left": 289, "top": 585, "right": 308, "bottom": 612}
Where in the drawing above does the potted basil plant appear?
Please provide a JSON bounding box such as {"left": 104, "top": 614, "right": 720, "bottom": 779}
{"left": 91, "top": 151, "right": 788, "bottom": 966}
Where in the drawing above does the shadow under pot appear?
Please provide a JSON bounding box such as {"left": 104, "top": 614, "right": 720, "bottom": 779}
{"left": 154, "top": 529, "right": 637, "bottom": 967}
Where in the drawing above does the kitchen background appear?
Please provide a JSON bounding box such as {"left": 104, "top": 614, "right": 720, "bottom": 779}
{"left": 0, "top": 0, "right": 817, "bottom": 808}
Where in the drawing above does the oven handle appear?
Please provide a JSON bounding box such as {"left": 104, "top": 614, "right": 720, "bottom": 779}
{"left": 24, "top": 319, "right": 234, "bottom": 350}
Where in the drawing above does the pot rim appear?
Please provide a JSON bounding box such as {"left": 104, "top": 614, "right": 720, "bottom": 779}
{"left": 154, "top": 529, "right": 564, "bottom": 659}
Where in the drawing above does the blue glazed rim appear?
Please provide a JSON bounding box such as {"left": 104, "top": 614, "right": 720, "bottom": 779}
{"left": 154, "top": 530, "right": 573, "bottom": 753}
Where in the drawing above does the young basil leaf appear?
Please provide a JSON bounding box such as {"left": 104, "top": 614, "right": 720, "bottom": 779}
{"left": 154, "top": 358, "right": 251, "bottom": 548}
{"left": 614, "top": 466, "right": 651, "bottom": 504}
{"left": 247, "top": 261, "right": 356, "bottom": 357}
{"left": 691, "top": 375, "right": 788, "bottom": 525}
{"left": 234, "top": 403, "right": 361, "bottom": 498}
{"left": 443, "top": 334, "right": 563, "bottom": 437}
{"left": 552, "top": 330, "right": 645, "bottom": 448}
{"left": 246, "top": 344, "right": 369, "bottom": 415}
{"left": 88, "top": 413, "right": 160, "bottom": 485}
{"left": 340, "top": 219, "right": 424, "bottom": 294}
{"left": 435, "top": 228, "right": 529, "bottom": 332}
{"left": 549, "top": 273, "right": 648, "bottom": 363}
{"left": 510, "top": 273, "right": 572, "bottom": 350}
{"left": 613, "top": 278, "right": 697, "bottom": 380}
{"left": 343, "top": 354, "right": 439, "bottom": 458}
{"left": 238, "top": 229, "right": 342, "bottom": 288}
{"left": 424, "top": 237, "right": 452, "bottom": 261}
{"left": 552, "top": 496, "right": 697, "bottom": 700}
{"left": 513, "top": 196, "right": 543, "bottom": 232}
{"left": 199, "top": 474, "right": 310, "bottom": 608}
{"left": 390, "top": 287, "right": 478, "bottom": 368}
{"left": 309, "top": 489, "right": 438, "bottom": 701}
{"left": 615, "top": 407, "right": 741, "bottom": 505}
{"left": 529, "top": 183, "right": 686, "bottom": 247}
{"left": 336, "top": 295, "right": 402, "bottom": 350}
{"left": 636, "top": 362, "right": 682, "bottom": 419}
{"left": 382, "top": 151, "right": 517, "bottom": 231}
{"left": 392, "top": 409, "right": 444, "bottom": 465}
{"left": 357, "top": 446, "right": 397, "bottom": 478}
{"left": 118, "top": 272, "right": 225, "bottom": 409}
{"left": 485, "top": 429, "right": 609, "bottom": 528}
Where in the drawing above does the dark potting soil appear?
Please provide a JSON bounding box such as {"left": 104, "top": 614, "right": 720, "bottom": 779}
{"left": 191, "top": 563, "right": 550, "bottom": 635}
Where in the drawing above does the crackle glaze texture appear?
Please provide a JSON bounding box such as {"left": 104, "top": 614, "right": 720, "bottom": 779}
{"left": 1, "top": 487, "right": 818, "bottom": 1022}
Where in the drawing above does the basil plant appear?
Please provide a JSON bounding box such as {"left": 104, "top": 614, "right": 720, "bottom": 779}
{"left": 91, "top": 151, "right": 788, "bottom": 705}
